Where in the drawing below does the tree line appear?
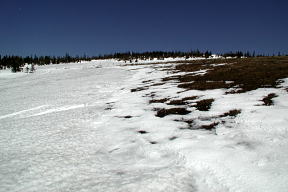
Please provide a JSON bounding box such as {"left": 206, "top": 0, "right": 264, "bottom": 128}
{"left": 97, "top": 50, "right": 213, "bottom": 61}
{"left": 0, "top": 54, "right": 91, "bottom": 72}
{"left": 97, "top": 50, "right": 286, "bottom": 61}
{"left": 0, "top": 50, "right": 285, "bottom": 72}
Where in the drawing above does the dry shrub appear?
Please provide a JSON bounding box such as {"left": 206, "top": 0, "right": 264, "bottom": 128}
{"left": 195, "top": 99, "right": 214, "bottom": 111}
{"left": 156, "top": 108, "right": 191, "bottom": 118}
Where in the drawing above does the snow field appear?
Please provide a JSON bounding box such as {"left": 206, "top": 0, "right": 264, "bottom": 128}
{"left": 1, "top": 59, "right": 288, "bottom": 192}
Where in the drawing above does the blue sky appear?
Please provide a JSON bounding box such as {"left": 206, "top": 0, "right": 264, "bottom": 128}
{"left": 0, "top": 0, "right": 287, "bottom": 56}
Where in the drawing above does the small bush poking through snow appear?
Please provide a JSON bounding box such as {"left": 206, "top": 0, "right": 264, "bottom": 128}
{"left": 149, "top": 98, "right": 169, "bottom": 104}
{"left": 156, "top": 108, "right": 191, "bottom": 118}
{"left": 200, "top": 122, "right": 219, "bottom": 131}
{"left": 261, "top": 93, "right": 278, "bottom": 106}
{"left": 131, "top": 87, "right": 149, "bottom": 92}
{"left": 167, "top": 96, "right": 198, "bottom": 106}
{"left": 220, "top": 109, "right": 241, "bottom": 117}
{"left": 169, "top": 136, "right": 178, "bottom": 141}
{"left": 195, "top": 99, "right": 214, "bottom": 111}
{"left": 138, "top": 130, "right": 148, "bottom": 134}
{"left": 167, "top": 99, "right": 187, "bottom": 105}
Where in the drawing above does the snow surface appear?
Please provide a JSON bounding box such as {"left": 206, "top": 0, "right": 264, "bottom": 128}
{"left": 1, "top": 59, "right": 288, "bottom": 192}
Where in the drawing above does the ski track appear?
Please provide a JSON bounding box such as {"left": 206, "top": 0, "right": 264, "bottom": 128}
{"left": 26, "top": 104, "right": 87, "bottom": 118}
{"left": 0, "top": 105, "right": 49, "bottom": 120}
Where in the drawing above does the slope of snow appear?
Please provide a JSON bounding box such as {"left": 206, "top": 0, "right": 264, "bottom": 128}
{"left": 0, "top": 59, "right": 288, "bottom": 192}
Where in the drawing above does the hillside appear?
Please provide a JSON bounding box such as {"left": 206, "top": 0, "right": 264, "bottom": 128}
{"left": 1, "top": 57, "right": 288, "bottom": 192}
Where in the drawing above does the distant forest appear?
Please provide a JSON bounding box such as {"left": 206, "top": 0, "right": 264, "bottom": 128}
{"left": 0, "top": 50, "right": 284, "bottom": 72}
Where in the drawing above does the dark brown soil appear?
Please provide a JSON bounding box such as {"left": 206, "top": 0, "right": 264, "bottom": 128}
{"left": 165, "top": 57, "right": 288, "bottom": 93}
{"left": 261, "top": 93, "right": 278, "bottom": 106}
{"left": 149, "top": 98, "right": 169, "bottom": 104}
{"left": 156, "top": 108, "right": 191, "bottom": 118}
{"left": 131, "top": 87, "right": 149, "bottom": 92}
{"left": 166, "top": 96, "right": 198, "bottom": 105}
{"left": 138, "top": 130, "right": 148, "bottom": 134}
{"left": 200, "top": 122, "right": 219, "bottom": 131}
{"left": 150, "top": 141, "right": 157, "bottom": 144}
{"left": 167, "top": 99, "right": 187, "bottom": 105}
{"left": 195, "top": 99, "right": 214, "bottom": 111}
{"left": 220, "top": 109, "right": 241, "bottom": 117}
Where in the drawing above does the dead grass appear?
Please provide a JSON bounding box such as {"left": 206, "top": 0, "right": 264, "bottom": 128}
{"left": 179, "top": 81, "right": 230, "bottom": 90}
{"left": 195, "top": 99, "right": 214, "bottom": 111}
{"left": 150, "top": 141, "right": 157, "bottom": 144}
{"left": 220, "top": 109, "right": 241, "bottom": 117}
{"left": 162, "top": 75, "right": 182, "bottom": 82}
{"left": 178, "top": 118, "right": 219, "bottom": 131}
{"left": 138, "top": 130, "right": 148, "bottom": 134}
{"left": 104, "top": 106, "right": 113, "bottom": 110}
{"left": 261, "top": 93, "right": 278, "bottom": 106}
{"left": 169, "top": 136, "right": 178, "bottom": 140}
{"left": 166, "top": 57, "right": 288, "bottom": 93}
{"left": 167, "top": 99, "right": 187, "bottom": 105}
{"left": 200, "top": 122, "right": 219, "bottom": 131}
{"left": 150, "top": 82, "right": 165, "bottom": 87}
{"left": 167, "top": 95, "right": 198, "bottom": 105}
{"left": 117, "top": 115, "right": 133, "bottom": 119}
{"left": 131, "top": 87, "right": 149, "bottom": 92}
{"left": 142, "top": 80, "right": 153, "bottom": 83}
{"left": 131, "top": 82, "right": 164, "bottom": 93}
{"left": 149, "top": 98, "right": 169, "bottom": 104}
{"left": 182, "top": 96, "right": 199, "bottom": 100}
{"left": 156, "top": 108, "right": 191, "bottom": 118}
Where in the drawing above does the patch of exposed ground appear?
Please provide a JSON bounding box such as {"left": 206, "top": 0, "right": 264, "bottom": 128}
{"left": 149, "top": 98, "right": 169, "bottom": 104}
{"left": 219, "top": 109, "right": 242, "bottom": 117}
{"left": 155, "top": 108, "right": 191, "bottom": 118}
{"left": 138, "top": 130, "right": 148, "bottom": 134}
{"left": 131, "top": 87, "right": 149, "bottom": 92}
{"left": 194, "top": 99, "right": 214, "bottom": 111}
{"left": 130, "top": 56, "right": 288, "bottom": 133}
{"left": 164, "top": 57, "right": 288, "bottom": 93}
{"left": 261, "top": 93, "right": 278, "bottom": 106}
{"left": 176, "top": 109, "right": 241, "bottom": 131}
{"left": 200, "top": 122, "right": 219, "bottom": 131}
{"left": 167, "top": 96, "right": 198, "bottom": 106}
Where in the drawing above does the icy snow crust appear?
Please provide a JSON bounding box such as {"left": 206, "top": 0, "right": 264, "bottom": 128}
{"left": 1, "top": 59, "right": 288, "bottom": 192}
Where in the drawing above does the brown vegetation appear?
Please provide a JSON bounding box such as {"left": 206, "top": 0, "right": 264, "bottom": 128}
{"left": 156, "top": 108, "right": 191, "bottom": 118}
{"left": 200, "top": 122, "right": 219, "bottom": 131}
{"left": 195, "top": 99, "right": 214, "bottom": 111}
{"left": 220, "top": 109, "right": 242, "bottom": 117}
{"left": 164, "top": 57, "right": 288, "bottom": 93}
{"left": 261, "top": 93, "right": 278, "bottom": 106}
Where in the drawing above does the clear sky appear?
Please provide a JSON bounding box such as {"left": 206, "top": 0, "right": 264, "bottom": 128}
{"left": 1, "top": 0, "right": 287, "bottom": 56}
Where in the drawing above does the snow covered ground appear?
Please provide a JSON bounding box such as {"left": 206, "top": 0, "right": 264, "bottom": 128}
{"left": 1, "top": 59, "right": 288, "bottom": 192}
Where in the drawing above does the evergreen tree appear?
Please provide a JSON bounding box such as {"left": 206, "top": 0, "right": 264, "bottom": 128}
{"left": 30, "top": 64, "right": 35, "bottom": 73}
{"left": 11, "top": 60, "right": 21, "bottom": 73}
